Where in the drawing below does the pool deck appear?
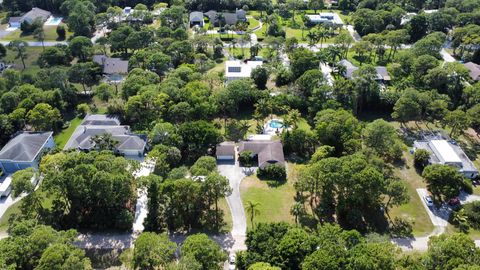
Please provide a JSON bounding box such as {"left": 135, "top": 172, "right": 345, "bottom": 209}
{"left": 263, "top": 119, "right": 290, "bottom": 135}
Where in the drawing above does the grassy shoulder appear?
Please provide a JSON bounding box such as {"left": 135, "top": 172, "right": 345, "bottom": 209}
{"left": 389, "top": 151, "right": 435, "bottom": 236}
{"left": 54, "top": 117, "right": 82, "bottom": 149}
{"left": 240, "top": 163, "right": 299, "bottom": 229}
{"left": 218, "top": 197, "right": 232, "bottom": 232}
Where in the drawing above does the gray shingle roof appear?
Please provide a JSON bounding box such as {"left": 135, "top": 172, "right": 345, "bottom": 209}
{"left": 0, "top": 132, "right": 53, "bottom": 162}
{"left": 238, "top": 141, "right": 285, "bottom": 169}
{"left": 64, "top": 115, "right": 146, "bottom": 152}
{"left": 92, "top": 55, "right": 129, "bottom": 74}
{"left": 189, "top": 11, "right": 204, "bottom": 22}
{"left": 216, "top": 142, "right": 236, "bottom": 156}
{"left": 81, "top": 114, "right": 120, "bottom": 126}
{"left": 464, "top": 62, "right": 480, "bottom": 81}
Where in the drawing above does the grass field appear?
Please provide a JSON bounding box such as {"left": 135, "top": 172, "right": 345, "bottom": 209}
{"left": 54, "top": 117, "right": 82, "bottom": 149}
{"left": 1, "top": 23, "right": 72, "bottom": 41}
{"left": 388, "top": 151, "right": 435, "bottom": 236}
{"left": 4, "top": 46, "right": 43, "bottom": 75}
{"left": 240, "top": 163, "right": 299, "bottom": 229}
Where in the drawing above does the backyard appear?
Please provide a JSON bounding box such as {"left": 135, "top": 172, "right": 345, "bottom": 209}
{"left": 1, "top": 23, "right": 72, "bottom": 41}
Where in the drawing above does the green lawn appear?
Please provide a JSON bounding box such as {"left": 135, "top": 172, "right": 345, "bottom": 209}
{"left": 3, "top": 46, "right": 43, "bottom": 75}
{"left": 218, "top": 197, "right": 232, "bottom": 232}
{"left": 2, "top": 23, "right": 72, "bottom": 41}
{"left": 240, "top": 163, "right": 299, "bottom": 229}
{"left": 54, "top": 117, "right": 82, "bottom": 149}
{"left": 248, "top": 17, "right": 260, "bottom": 30}
{"left": 389, "top": 151, "right": 435, "bottom": 236}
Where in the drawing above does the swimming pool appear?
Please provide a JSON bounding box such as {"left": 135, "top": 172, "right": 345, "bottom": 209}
{"left": 45, "top": 16, "right": 63, "bottom": 26}
{"left": 269, "top": 120, "right": 284, "bottom": 129}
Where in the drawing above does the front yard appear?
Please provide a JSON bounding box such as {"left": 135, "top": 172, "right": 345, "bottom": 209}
{"left": 240, "top": 163, "right": 299, "bottom": 229}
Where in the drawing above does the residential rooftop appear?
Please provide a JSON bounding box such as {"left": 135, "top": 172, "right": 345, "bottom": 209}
{"left": 0, "top": 132, "right": 53, "bottom": 162}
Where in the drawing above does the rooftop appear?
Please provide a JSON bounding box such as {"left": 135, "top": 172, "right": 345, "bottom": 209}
{"left": 225, "top": 60, "right": 263, "bottom": 79}
{"left": 0, "top": 132, "right": 53, "bottom": 162}
{"left": 93, "top": 55, "right": 129, "bottom": 75}
{"left": 238, "top": 140, "right": 285, "bottom": 169}
{"left": 216, "top": 142, "right": 236, "bottom": 156}
{"left": 64, "top": 115, "right": 146, "bottom": 152}
{"left": 414, "top": 138, "right": 478, "bottom": 176}
{"left": 305, "top": 13, "right": 344, "bottom": 25}
{"left": 464, "top": 62, "right": 480, "bottom": 81}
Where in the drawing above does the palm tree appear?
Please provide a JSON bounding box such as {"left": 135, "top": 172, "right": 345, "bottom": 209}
{"left": 317, "top": 27, "right": 329, "bottom": 48}
{"left": 290, "top": 202, "right": 305, "bottom": 224}
{"left": 306, "top": 30, "right": 317, "bottom": 48}
{"left": 287, "top": 109, "right": 301, "bottom": 129}
{"left": 246, "top": 200, "right": 261, "bottom": 229}
{"left": 452, "top": 208, "right": 469, "bottom": 232}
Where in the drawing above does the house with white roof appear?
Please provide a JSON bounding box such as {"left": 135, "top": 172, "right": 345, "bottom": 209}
{"left": 225, "top": 60, "right": 263, "bottom": 83}
{"left": 305, "top": 13, "right": 344, "bottom": 26}
{"left": 414, "top": 139, "right": 478, "bottom": 179}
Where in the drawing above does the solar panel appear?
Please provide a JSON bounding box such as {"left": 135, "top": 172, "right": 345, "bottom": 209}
{"left": 228, "top": 66, "right": 241, "bottom": 73}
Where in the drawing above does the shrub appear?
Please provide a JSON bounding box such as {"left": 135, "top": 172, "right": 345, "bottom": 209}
{"left": 258, "top": 164, "right": 286, "bottom": 182}
{"left": 464, "top": 201, "right": 480, "bottom": 229}
{"left": 76, "top": 103, "right": 89, "bottom": 118}
{"left": 414, "top": 149, "right": 430, "bottom": 169}
{"left": 56, "top": 25, "right": 66, "bottom": 40}
{"left": 190, "top": 156, "right": 217, "bottom": 176}
{"left": 239, "top": 151, "right": 255, "bottom": 167}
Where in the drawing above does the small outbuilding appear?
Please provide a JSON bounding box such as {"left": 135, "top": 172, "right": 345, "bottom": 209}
{"left": 216, "top": 142, "right": 236, "bottom": 161}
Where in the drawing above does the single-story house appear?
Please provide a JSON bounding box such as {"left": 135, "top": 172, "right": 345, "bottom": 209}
{"left": 93, "top": 55, "right": 129, "bottom": 75}
{"left": 464, "top": 62, "right": 480, "bottom": 81}
{"left": 64, "top": 114, "right": 146, "bottom": 157}
{"left": 9, "top": 7, "right": 51, "bottom": 27}
{"left": 0, "top": 132, "right": 55, "bottom": 174}
{"left": 238, "top": 140, "right": 285, "bottom": 169}
{"left": 204, "top": 9, "right": 247, "bottom": 27}
{"left": 414, "top": 139, "right": 478, "bottom": 179}
{"left": 225, "top": 60, "right": 263, "bottom": 83}
{"left": 189, "top": 11, "right": 205, "bottom": 27}
{"left": 216, "top": 141, "right": 236, "bottom": 161}
{"left": 305, "top": 13, "right": 344, "bottom": 26}
{"left": 338, "top": 59, "right": 391, "bottom": 82}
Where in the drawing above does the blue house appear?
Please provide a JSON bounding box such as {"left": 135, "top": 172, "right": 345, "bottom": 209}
{"left": 0, "top": 132, "right": 55, "bottom": 174}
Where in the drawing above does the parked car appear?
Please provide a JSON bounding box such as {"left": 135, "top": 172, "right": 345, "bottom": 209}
{"left": 229, "top": 254, "right": 236, "bottom": 270}
{"left": 424, "top": 195, "right": 434, "bottom": 207}
{"left": 448, "top": 197, "right": 460, "bottom": 206}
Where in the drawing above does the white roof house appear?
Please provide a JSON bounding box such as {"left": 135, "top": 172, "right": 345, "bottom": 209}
{"left": 225, "top": 60, "right": 263, "bottom": 83}
{"left": 414, "top": 139, "right": 479, "bottom": 179}
{"left": 305, "top": 13, "right": 344, "bottom": 25}
{"left": 429, "top": 140, "right": 462, "bottom": 166}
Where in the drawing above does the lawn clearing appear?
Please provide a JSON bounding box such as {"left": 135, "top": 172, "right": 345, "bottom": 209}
{"left": 4, "top": 46, "right": 43, "bottom": 75}
{"left": 240, "top": 163, "right": 299, "bottom": 229}
{"left": 2, "top": 23, "right": 72, "bottom": 41}
{"left": 54, "top": 117, "right": 82, "bottom": 149}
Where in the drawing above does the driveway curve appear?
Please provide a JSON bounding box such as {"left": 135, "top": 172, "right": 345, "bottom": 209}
{"left": 218, "top": 161, "right": 248, "bottom": 251}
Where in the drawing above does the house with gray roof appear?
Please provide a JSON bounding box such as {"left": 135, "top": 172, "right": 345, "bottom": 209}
{"left": 204, "top": 9, "right": 247, "bottom": 27}
{"left": 9, "top": 7, "right": 51, "bottom": 27}
{"left": 238, "top": 140, "right": 285, "bottom": 169}
{"left": 337, "top": 59, "right": 391, "bottom": 82}
{"left": 93, "top": 55, "right": 129, "bottom": 76}
{"left": 216, "top": 141, "right": 236, "bottom": 161}
{"left": 64, "top": 114, "right": 146, "bottom": 158}
{"left": 0, "top": 132, "right": 55, "bottom": 174}
{"left": 189, "top": 11, "right": 204, "bottom": 27}
{"left": 464, "top": 62, "right": 480, "bottom": 81}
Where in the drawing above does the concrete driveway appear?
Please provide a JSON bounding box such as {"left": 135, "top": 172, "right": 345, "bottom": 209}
{"left": 217, "top": 160, "right": 249, "bottom": 251}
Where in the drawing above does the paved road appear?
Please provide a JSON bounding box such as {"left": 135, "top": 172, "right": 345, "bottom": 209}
{"left": 218, "top": 159, "right": 249, "bottom": 251}
{"left": 320, "top": 63, "right": 334, "bottom": 86}
{"left": 0, "top": 41, "right": 67, "bottom": 46}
